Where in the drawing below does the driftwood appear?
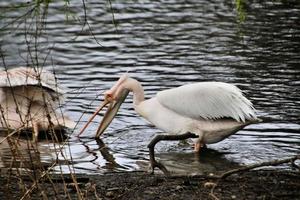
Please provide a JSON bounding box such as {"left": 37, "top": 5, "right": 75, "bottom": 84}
{"left": 218, "top": 154, "right": 300, "bottom": 179}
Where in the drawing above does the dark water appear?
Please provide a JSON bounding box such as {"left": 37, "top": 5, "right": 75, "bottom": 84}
{"left": 0, "top": 0, "right": 299, "bottom": 174}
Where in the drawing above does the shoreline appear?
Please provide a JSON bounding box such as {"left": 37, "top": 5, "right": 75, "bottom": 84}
{"left": 1, "top": 170, "right": 299, "bottom": 199}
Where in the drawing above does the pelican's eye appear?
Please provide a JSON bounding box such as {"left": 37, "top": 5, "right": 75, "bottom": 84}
{"left": 105, "top": 92, "right": 114, "bottom": 101}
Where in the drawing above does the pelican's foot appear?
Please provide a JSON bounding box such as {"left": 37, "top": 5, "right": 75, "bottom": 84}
{"left": 147, "top": 132, "right": 198, "bottom": 175}
{"left": 32, "top": 122, "right": 40, "bottom": 143}
{"left": 149, "top": 160, "right": 170, "bottom": 175}
{"left": 193, "top": 142, "right": 207, "bottom": 153}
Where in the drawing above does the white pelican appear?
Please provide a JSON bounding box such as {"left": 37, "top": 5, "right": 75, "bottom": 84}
{"left": 0, "top": 67, "right": 75, "bottom": 141}
{"left": 79, "top": 74, "right": 259, "bottom": 173}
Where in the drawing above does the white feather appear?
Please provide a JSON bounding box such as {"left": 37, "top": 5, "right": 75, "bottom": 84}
{"left": 157, "top": 82, "right": 257, "bottom": 122}
{"left": 0, "top": 67, "right": 64, "bottom": 94}
{"left": 0, "top": 67, "right": 65, "bottom": 104}
{"left": 0, "top": 67, "right": 74, "bottom": 130}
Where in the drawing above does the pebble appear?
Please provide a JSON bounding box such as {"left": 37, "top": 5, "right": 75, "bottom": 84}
{"left": 204, "top": 182, "right": 217, "bottom": 188}
{"left": 107, "top": 187, "right": 120, "bottom": 191}
{"left": 280, "top": 180, "right": 285, "bottom": 184}
{"left": 106, "top": 191, "right": 114, "bottom": 197}
{"left": 176, "top": 185, "right": 183, "bottom": 190}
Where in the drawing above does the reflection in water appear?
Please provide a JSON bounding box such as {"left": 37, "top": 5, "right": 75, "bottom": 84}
{"left": 159, "top": 149, "right": 239, "bottom": 175}
{"left": 138, "top": 149, "right": 240, "bottom": 175}
{"left": 0, "top": 130, "right": 73, "bottom": 173}
{"left": 95, "top": 139, "right": 125, "bottom": 170}
{"left": 0, "top": 0, "right": 299, "bottom": 174}
{"left": 0, "top": 134, "right": 55, "bottom": 172}
{"left": 78, "top": 137, "right": 124, "bottom": 171}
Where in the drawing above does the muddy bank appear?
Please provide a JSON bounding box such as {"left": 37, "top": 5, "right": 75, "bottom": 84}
{"left": 1, "top": 170, "right": 300, "bottom": 200}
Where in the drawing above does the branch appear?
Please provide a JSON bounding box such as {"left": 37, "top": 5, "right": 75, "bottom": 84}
{"left": 219, "top": 154, "right": 300, "bottom": 179}
{"left": 0, "top": 126, "right": 25, "bottom": 144}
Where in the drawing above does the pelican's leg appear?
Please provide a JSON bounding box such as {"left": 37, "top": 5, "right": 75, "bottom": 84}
{"left": 194, "top": 139, "right": 207, "bottom": 152}
{"left": 147, "top": 132, "right": 198, "bottom": 175}
{"left": 32, "top": 122, "right": 39, "bottom": 142}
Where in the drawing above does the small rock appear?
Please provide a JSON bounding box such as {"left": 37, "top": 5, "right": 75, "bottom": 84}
{"left": 85, "top": 182, "right": 92, "bottom": 188}
{"left": 176, "top": 185, "right": 183, "bottom": 190}
{"left": 144, "top": 190, "right": 155, "bottom": 195}
{"left": 204, "top": 182, "right": 217, "bottom": 188}
{"left": 107, "top": 187, "right": 120, "bottom": 191}
{"left": 106, "top": 191, "right": 114, "bottom": 197}
{"left": 231, "top": 195, "right": 236, "bottom": 199}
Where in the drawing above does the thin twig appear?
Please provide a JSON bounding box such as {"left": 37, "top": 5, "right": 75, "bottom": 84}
{"left": 20, "top": 162, "right": 57, "bottom": 200}
{"left": 0, "top": 6, "right": 35, "bottom": 30}
{"left": 0, "top": 126, "right": 25, "bottom": 144}
{"left": 219, "top": 155, "right": 300, "bottom": 179}
{"left": 107, "top": 0, "right": 118, "bottom": 32}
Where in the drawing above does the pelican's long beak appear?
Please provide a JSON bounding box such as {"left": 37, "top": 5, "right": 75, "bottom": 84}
{"left": 78, "top": 73, "right": 130, "bottom": 137}
{"left": 77, "top": 89, "right": 129, "bottom": 138}
{"left": 77, "top": 100, "right": 110, "bottom": 137}
{"left": 95, "top": 89, "right": 129, "bottom": 138}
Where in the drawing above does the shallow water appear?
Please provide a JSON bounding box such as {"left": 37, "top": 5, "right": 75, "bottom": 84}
{"left": 0, "top": 0, "right": 299, "bottom": 175}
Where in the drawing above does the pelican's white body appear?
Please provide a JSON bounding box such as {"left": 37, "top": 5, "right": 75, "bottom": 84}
{"left": 0, "top": 67, "right": 74, "bottom": 131}
{"left": 136, "top": 97, "right": 248, "bottom": 144}
{"left": 94, "top": 75, "right": 258, "bottom": 147}
{"left": 133, "top": 81, "right": 257, "bottom": 144}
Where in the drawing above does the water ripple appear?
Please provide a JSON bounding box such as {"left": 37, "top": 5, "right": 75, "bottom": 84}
{"left": 0, "top": 0, "right": 299, "bottom": 174}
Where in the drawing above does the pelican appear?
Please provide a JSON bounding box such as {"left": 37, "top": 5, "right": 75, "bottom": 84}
{"left": 0, "top": 67, "right": 75, "bottom": 141}
{"left": 79, "top": 74, "right": 259, "bottom": 173}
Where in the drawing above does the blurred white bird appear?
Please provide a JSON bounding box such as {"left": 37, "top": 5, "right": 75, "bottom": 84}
{"left": 79, "top": 74, "right": 259, "bottom": 173}
{"left": 0, "top": 67, "right": 75, "bottom": 141}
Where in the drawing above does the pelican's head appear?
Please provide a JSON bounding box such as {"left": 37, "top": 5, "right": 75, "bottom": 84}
{"left": 78, "top": 74, "right": 130, "bottom": 137}
{"left": 103, "top": 74, "right": 129, "bottom": 102}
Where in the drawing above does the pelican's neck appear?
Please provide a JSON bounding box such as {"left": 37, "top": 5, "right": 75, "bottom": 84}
{"left": 123, "top": 78, "right": 145, "bottom": 106}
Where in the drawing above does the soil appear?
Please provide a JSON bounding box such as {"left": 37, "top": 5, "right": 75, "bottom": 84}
{"left": 0, "top": 170, "right": 300, "bottom": 200}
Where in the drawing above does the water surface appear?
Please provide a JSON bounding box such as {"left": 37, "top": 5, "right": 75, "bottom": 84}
{"left": 0, "top": 0, "right": 299, "bottom": 175}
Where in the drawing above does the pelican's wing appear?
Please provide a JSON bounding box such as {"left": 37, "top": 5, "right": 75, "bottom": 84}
{"left": 157, "top": 82, "right": 257, "bottom": 122}
{"left": 0, "top": 67, "right": 64, "bottom": 94}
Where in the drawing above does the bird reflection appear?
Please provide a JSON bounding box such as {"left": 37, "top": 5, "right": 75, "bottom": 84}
{"left": 137, "top": 148, "right": 240, "bottom": 175}
{"left": 0, "top": 132, "right": 53, "bottom": 172}
{"left": 95, "top": 138, "right": 123, "bottom": 170}
{"left": 78, "top": 137, "right": 123, "bottom": 170}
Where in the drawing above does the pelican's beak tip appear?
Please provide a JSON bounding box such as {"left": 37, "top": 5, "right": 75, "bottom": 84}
{"left": 77, "top": 99, "right": 111, "bottom": 137}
